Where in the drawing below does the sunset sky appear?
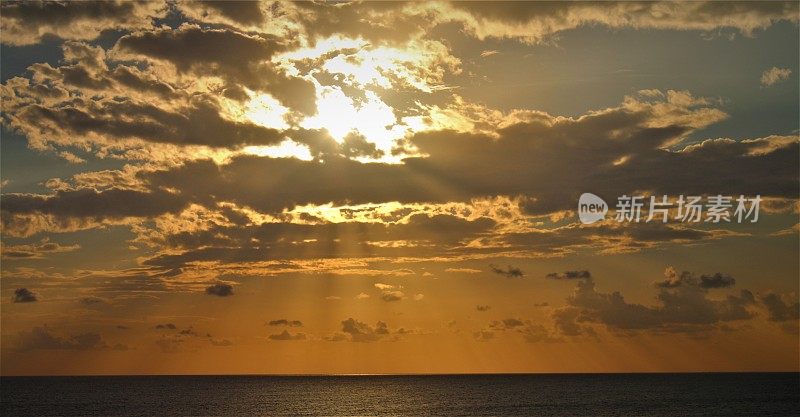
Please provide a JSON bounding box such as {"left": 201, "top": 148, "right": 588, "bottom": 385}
{"left": 1, "top": 1, "right": 798, "bottom": 376}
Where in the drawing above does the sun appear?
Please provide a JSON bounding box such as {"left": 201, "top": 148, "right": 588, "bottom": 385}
{"left": 238, "top": 36, "right": 456, "bottom": 163}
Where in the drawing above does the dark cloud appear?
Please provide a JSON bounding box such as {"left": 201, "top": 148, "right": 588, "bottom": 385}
{"left": 482, "top": 318, "right": 560, "bottom": 343}
{"left": 15, "top": 327, "right": 108, "bottom": 351}
{"left": 554, "top": 268, "right": 757, "bottom": 335}
{"left": 139, "top": 213, "right": 495, "bottom": 269}
{"left": 205, "top": 283, "right": 234, "bottom": 297}
{"left": 447, "top": 1, "right": 799, "bottom": 43}
{"left": 155, "top": 323, "right": 177, "bottom": 330}
{"left": 552, "top": 307, "right": 592, "bottom": 337}
{"left": 546, "top": 270, "right": 591, "bottom": 280}
{"left": 1, "top": 238, "right": 80, "bottom": 259}
{"left": 336, "top": 318, "right": 392, "bottom": 343}
{"left": 654, "top": 268, "right": 736, "bottom": 289}
{"left": 131, "top": 98, "right": 796, "bottom": 215}
{"left": 476, "top": 305, "right": 491, "bottom": 312}
{"left": 211, "top": 338, "right": 233, "bottom": 346}
{"left": 489, "top": 318, "right": 525, "bottom": 330}
{"left": 699, "top": 273, "right": 737, "bottom": 289}
{"left": 380, "top": 291, "right": 404, "bottom": 302}
{"left": 4, "top": 89, "right": 287, "bottom": 148}
{"left": 1, "top": 188, "right": 189, "bottom": 237}
{"left": 12, "top": 288, "right": 37, "bottom": 303}
{"left": 268, "top": 319, "right": 303, "bottom": 327}
{"left": 182, "top": 1, "right": 266, "bottom": 26}
{"left": 760, "top": 293, "right": 800, "bottom": 322}
{"left": 79, "top": 296, "right": 106, "bottom": 306}
{"left": 473, "top": 330, "right": 495, "bottom": 341}
{"left": 268, "top": 330, "right": 307, "bottom": 341}
{"left": 114, "top": 24, "right": 316, "bottom": 114}
{"left": 0, "top": 0, "right": 166, "bottom": 46}
{"left": 489, "top": 264, "right": 524, "bottom": 278}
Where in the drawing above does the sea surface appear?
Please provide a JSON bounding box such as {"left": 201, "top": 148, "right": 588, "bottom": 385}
{"left": 2, "top": 373, "right": 798, "bottom": 416}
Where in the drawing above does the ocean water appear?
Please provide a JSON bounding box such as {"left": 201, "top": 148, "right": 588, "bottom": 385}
{"left": 1, "top": 373, "right": 798, "bottom": 416}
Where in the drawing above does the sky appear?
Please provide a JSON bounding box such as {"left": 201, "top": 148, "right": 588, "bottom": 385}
{"left": 0, "top": 1, "right": 798, "bottom": 376}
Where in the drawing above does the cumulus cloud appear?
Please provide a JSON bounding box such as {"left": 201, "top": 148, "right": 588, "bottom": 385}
{"left": 268, "top": 330, "right": 307, "bottom": 341}
{"left": 546, "top": 270, "right": 591, "bottom": 280}
{"left": 441, "top": 1, "right": 799, "bottom": 44}
{"left": 760, "top": 293, "right": 800, "bottom": 322}
{"left": 654, "top": 267, "right": 736, "bottom": 289}
{"left": 268, "top": 319, "right": 303, "bottom": 327}
{"left": 79, "top": 296, "right": 107, "bottom": 306}
{"left": 553, "top": 268, "right": 757, "bottom": 335}
{"left": 1, "top": 188, "right": 189, "bottom": 237}
{"left": 331, "top": 318, "right": 395, "bottom": 343}
{"left": 0, "top": 0, "right": 166, "bottom": 46}
{"left": 481, "top": 318, "right": 560, "bottom": 343}
{"left": 0, "top": 2, "right": 797, "bottom": 359}
{"left": 205, "top": 283, "right": 234, "bottom": 297}
{"left": 374, "top": 283, "right": 405, "bottom": 302}
{"left": 2, "top": 238, "right": 79, "bottom": 259}
{"left": 445, "top": 268, "right": 482, "bottom": 273}
{"left": 489, "top": 264, "right": 524, "bottom": 278}
{"left": 761, "top": 67, "right": 792, "bottom": 86}
{"left": 14, "top": 327, "right": 111, "bottom": 351}
{"left": 12, "top": 288, "right": 38, "bottom": 303}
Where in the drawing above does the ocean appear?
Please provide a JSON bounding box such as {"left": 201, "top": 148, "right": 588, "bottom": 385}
{"left": 1, "top": 373, "right": 798, "bottom": 416}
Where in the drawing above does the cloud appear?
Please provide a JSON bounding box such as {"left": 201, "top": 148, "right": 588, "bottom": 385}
{"left": 489, "top": 264, "right": 524, "bottom": 278}
{"left": 336, "top": 318, "right": 392, "bottom": 343}
{"left": 1, "top": 188, "right": 189, "bottom": 237}
{"left": 5, "top": 89, "right": 796, "bottom": 249}
{"left": 760, "top": 293, "right": 800, "bottom": 322}
{"left": 12, "top": 288, "right": 37, "bottom": 303}
{"left": 0, "top": 1, "right": 166, "bottom": 46}
{"left": 155, "top": 323, "right": 177, "bottom": 330}
{"left": 480, "top": 50, "right": 499, "bottom": 57}
{"left": 442, "top": 1, "right": 799, "bottom": 44}
{"left": 553, "top": 268, "right": 757, "bottom": 335}
{"left": 552, "top": 307, "right": 593, "bottom": 337}
{"left": 546, "top": 270, "right": 591, "bottom": 280}
{"left": 2, "top": 238, "right": 80, "bottom": 259}
{"left": 14, "top": 327, "right": 109, "bottom": 351}
{"left": 268, "top": 319, "right": 303, "bottom": 327}
{"left": 445, "top": 268, "right": 482, "bottom": 273}
{"left": 177, "top": 1, "right": 798, "bottom": 46}
{"left": 113, "top": 24, "right": 316, "bottom": 114}
{"left": 205, "top": 283, "right": 234, "bottom": 297}
{"left": 374, "top": 283, "right": 405, "bottom": 302}
{"left": 177, "top": 0, "right": 266, "bottom": 28}
{"left": 490, "top": 318, "right": 525, "bottom": 330}
{"left": 211, "top": 338, "right": 233, "bottom": 346}
{"left": 481, "top": 318, "right": 561, "bottom": 343}
{"left": 79, "top": 296, "right": 107, "bottom": 306}
{"left": 654, "top": 267, "right": 736, "bottom": 289}
{"left": 124, "top": 93, "right": 795, "bottom": 223}
{"left": 761, "top": 67, "right": 792, "bottom": 86}
{"left": 268, "top": 330, "right": 307, "bottom": 341}
{"left": 473, "top": 330, "right": 495, "bottom": 341}
{"left": 476, "top": 305, "right": 491, "bottom": 312}
{"left": 698, "top": 273, "right": 737, "bottom": 289}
